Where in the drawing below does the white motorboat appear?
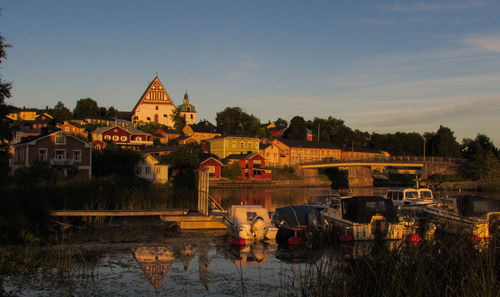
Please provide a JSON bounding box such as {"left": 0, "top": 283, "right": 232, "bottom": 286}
{"left": 385, "top": 187, "right": 436, "bottom": 208}
{"left": 322, "top": 195, "right": 418, "bottom": 241}
{"left": 226, "top": 205, "right": 278, "bottom": 241}
{"left": 423, "top": 195, "right": 500, "bottom": 239}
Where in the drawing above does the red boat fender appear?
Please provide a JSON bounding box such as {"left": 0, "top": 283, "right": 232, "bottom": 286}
{"left": 408, "top": 233, "right": 421, "bottom": 246}
{"left": 230, "top": 237, "right": 246, "bottom": 248}
{"left": 340, "top": 234, "right": 354, "bottom": 242}
{"left": 288, "top": 235, "right": 305, "bottom": 246}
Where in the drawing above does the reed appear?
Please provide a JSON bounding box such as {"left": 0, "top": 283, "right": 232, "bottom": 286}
{"left": 280, "top": 234, "right": 498, "bottom": 297}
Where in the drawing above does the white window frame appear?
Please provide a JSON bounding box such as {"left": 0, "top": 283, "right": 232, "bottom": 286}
{"left": 104, "top": 135, "right": 111, "bottom": 140}
{"left": 120, "top": 136, "right": 127, "bottom": 141}
{"left": 73, "top": 150, "right": 82, "bottom": 162}
{"left": 55, "top": 149, "right": 66, "bottom": 161}
{"left": 112, "top": 135, "right": 119, "bottom": 141}
{"left": 55, "top": 135, "right": 65, "bottom": 144}
{"left": 38, "top": 148, "right": 48, "bottom": 161}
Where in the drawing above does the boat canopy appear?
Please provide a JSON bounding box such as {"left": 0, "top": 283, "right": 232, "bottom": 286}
{"left": 450, "top": 196, "right": 500, "bottom": 218}
{"left": 341, "top": 196, "right": 398, "bottom": 224}
{"left": 274, "top": 205, "right": 323, "bottom": 228}
{"left": 229, "top": 205, "right": 271, "bottom": 225}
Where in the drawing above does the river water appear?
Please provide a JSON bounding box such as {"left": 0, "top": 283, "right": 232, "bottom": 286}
{"left": 2, "top": 187, "right": 499, "bottom": 296}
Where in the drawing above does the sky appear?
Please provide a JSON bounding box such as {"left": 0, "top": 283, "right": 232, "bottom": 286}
{"left": 1, "top": 0, "right": 500, "bottom": 146}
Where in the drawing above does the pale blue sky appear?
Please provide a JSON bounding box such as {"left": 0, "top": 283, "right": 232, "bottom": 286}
{"left": 2, "top": 1, "right": 500, "bottom": 145}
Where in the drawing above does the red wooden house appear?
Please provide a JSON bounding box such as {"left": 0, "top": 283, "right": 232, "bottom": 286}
{"left": 226, "top": 152, "right": 272, "bottom": 180}
{"left": 90, "top": 125, "right": 153, "bottom": 150}
{"left": 11, "top": 131, "right": 93, "bottom": 179}
{"left": 198, "top": 153, "right": 223, "bottom": 179}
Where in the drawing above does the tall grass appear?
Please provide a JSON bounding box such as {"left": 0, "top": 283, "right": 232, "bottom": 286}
{"left": 280, "top": 233, "right": 498, "bottom": 297}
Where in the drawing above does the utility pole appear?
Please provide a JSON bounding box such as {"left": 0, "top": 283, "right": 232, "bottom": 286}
{"left": 317, "top": 123, "right": 320, "bottom": 142}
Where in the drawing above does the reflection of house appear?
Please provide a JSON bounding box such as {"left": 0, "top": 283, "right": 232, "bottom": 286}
{"left": 182, "top": 120, "right": 221, "bottom": 141}
{"left": 90, "top": 125, "right": 153, "bottom": 150}
{"left": 132, "top": 76, "right": 176, "bottom": 127}
{"left": 58, "top": 121, "right": 88, "bottom": 138}
{"left": 198, "top": 153, "right": 223, "bottom": 179}
{"left": 154, "top": 127, "right": 182, "bottom": 144}
{"left": 272, "top": 139, "right": 342, "bottom": 166}
{"left": 11, "top": 131, "right": 92, "bottom": 179}
{"left": 229, "top": 245, "right": 269, "bottom": 267}
{"left": 136, "top": 154, "right": 169, "bottom": 183}
{"left": 132, "top": 246, "right": 175, "bottom": 289}
{"left": 208, "top": 136, "right": 260, "bottom": 159}
{"left": 177, "top": 91, "right": 196, "bottom": 125}
{"left": 226, "top": 153, "right": 272, "bottom": 180}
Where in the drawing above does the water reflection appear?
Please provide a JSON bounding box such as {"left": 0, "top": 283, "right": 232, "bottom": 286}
{"left": 132, "top": 245, "right": 175, "bottom": 289}
{"left": 228, "top": 243, "right": 270, "bottom": 267}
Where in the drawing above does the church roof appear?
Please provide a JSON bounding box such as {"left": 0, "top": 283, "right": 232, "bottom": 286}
{"left": 132, "top": 76, "right": 175, "bottom": 114}
{"left": 177, "top": 91, "right": 196, "bottom": 112}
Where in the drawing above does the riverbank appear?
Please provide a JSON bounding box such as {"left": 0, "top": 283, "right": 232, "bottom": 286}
{"left": 422, "top": 179, "right": 500, "bottom": 192}
{"left": 210, "top": 179, "right": 331, "bottom": 188}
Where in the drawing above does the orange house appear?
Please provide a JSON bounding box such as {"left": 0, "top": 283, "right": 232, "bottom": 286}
{"left": 58, "top": 121, "right": 88, "bottom": 138}
{"left": 271, "top": 139, "right": 342, "bottom": 166}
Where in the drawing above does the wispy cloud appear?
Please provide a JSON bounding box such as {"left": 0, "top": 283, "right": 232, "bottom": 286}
{"left": 353, "top": 96, "right": 500, "bottom": 128}
{"left": 385, "top": 1, "right": 486, "bottom": 11}
{"left": 463, "top": 35, "right": 500, "bottom": 52}
{"left": 226, "top": 56, "right": 261, "bottom": 80}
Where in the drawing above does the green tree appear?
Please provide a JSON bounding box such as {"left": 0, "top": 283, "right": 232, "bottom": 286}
{"left": 462, "top": 134, "right": 500, "bottom": 179}
{"left": 284, "top": 116, "right": 306, "bottom": 140}
{"left": 216, "top": 107, "right": 261, "bottom": 136}
{"left": 274, "top": 118, "right": 288, "bottom": 129}
{"left": 73, "top": 98, "right": 100, "bottom": 118}
{"left": 106, "top": 106, "right": 118, "bottom": 119}
{"left": 92, "top": 146, "right": 141, "bottom": 177}
{"left": 426, "top": 126, "right": 461, "bottom": 157}
{"left": 51, "top": 101, "right": 72, "bottom": 123}
{"left": 0, "top": 31, "right": 12, "bottom": 145}
{"left": 171, "top": 108, "right": 186, "bottom": 131}
{"left": 136, "top": 122, "right": 164, "bottom": 135}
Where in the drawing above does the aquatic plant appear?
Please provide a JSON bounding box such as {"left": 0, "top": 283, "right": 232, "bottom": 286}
{"left": 280, "top": 233, "right": 498, "bottom": 297}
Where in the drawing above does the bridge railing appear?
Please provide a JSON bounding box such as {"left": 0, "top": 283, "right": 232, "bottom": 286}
{"left": 299, "top": 156, "right": 464, "bottom": 166}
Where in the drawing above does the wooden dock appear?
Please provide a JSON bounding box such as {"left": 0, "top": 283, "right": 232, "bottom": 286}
{"left": 51, "top": 209, "right": 188, "bottom": 217}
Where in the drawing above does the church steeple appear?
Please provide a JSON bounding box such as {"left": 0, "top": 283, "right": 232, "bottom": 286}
{"left": 183, "top": 91, "right": 190, "bottom": 105}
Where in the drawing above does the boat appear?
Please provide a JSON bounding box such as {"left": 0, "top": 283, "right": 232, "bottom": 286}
{"left": 423, "top": 195, "right": 500, "bottom": 239}
{"left": 272, "top": 205, "right": 327, "bottom": 246}
{"left": 385, "top": 187, "right": 436, "bottom": 208}
{"left": 321, "top": 195, "right": 418, "bottom": 241}
{"left": 226, "top": 205, "right": 278, "bottom": 241}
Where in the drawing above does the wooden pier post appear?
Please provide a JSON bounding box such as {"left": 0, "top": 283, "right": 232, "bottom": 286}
{"left": 198, "top": 169, "right": 209, "bottom": 215}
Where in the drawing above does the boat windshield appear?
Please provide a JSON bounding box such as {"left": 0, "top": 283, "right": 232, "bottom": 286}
{"left": 405, "top": 191, "right": 419, "bottom": 199}
{"left": 419, "top": 190, "right": 433, "bottom": 199}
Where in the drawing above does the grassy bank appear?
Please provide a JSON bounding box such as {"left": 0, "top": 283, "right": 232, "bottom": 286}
{"left": 0, "top": 176, "right": 196, "bottom": 244}
{"left": 280, "top": 233, "right": 498, "bottom": 297}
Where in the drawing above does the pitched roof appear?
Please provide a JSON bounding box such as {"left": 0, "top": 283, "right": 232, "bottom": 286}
{"left": 190, "top": 121, "right": 221, "bottom": 134}
{"left": 275, "top": 139, "right": 340, "bottom": 149}
{"left": 226, "top": 152, "right": 261, "bottom": 160}
{"left": 199, "top": 153, "right": 223, "bottom": 164}
{"left": 91, "top": 125, "right": 151, "bottom": 136}
{"left": 132, "top": 76, "right": 174, "bottom": 114}
{"left": 14, "top": 130, "right": 91, "bottom": 147}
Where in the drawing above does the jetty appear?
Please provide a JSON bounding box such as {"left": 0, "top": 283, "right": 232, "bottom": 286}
{"left": 51, "top": 169, "right": 228, "bottom": 230}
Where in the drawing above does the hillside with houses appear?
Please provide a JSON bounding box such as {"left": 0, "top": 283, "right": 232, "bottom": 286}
{"left": 4, "top": 76, "right": 394, "bottom": 185}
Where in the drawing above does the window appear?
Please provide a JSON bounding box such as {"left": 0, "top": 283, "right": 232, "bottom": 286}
{"left": 155, "top": 106, "right": 159, "bottom": 110}
{"left": 145, "top": 167, "right": 151, "bottom": 175}
{"left": 240, "top": 142, "right": 244, "bottom": 149}
{"left": 65, "top": 127, "right": 70, "bottom": 132}
{"left": 114, "top": 129, "right": 118, "bottom": 132}
{"left": 154, "top": 114, "right": 158, "bottom": 123}
{"left": 232, "top": 141, "right": 236, "bottom": 148}
{"left": 73, "top": 150, "right": 81, "bottom": 162}
{"left": 55, "top": 135, "right": 65, "bottom": 144}
{"left": 55, "top": 150, "right": 65, "bottom": 161}
{"left": 190, "top": 114, "right": 193, "bottom": 119}
{"left": 136, "top": 137, "right": 142, "bottom": 141}
{"left": 38, "top": 149, "right": 48, "bottom": 161}
{"left": 248, "top": 142, "right": 252, "bottom": 149}
{"left": 147, "top": 117, "right": 151, "bottom": 121}
{"left": 120, "top": 136, "right": 127, "bottom": 141}
{"left": 112, "top": 136, "right": 119, "bottom": 141}
{"left": 136, "top": 167, "right": 142, "bottom": 174}
{"left": 163, "top": 114, "right": 168, "bottom": 118}
{"left": 104, "top": 135, "right": 111, "bottom": 140}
